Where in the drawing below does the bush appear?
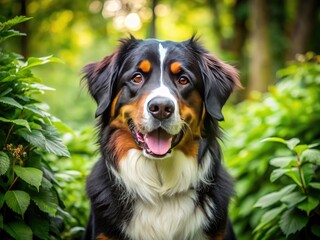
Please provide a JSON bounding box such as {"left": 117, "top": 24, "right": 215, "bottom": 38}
{"left": 254, "top": 137, "right": 320, "bottom": 239}
{"left": 0, "top": 16, "right": 70, "bottom": 239}
{"left": 222, "top": 54, "right": 320, "bottom": 239}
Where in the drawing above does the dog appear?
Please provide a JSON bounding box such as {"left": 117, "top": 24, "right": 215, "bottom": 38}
{"left": 82, "top": 36, "right": 240, "bottom": 240}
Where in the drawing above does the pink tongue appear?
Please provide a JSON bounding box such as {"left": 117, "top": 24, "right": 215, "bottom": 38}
{"left": 145, "top": 129, "right": 172, "bottom": 155}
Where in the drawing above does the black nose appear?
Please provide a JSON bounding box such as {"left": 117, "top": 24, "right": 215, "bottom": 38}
{"left": 148, "top": 97, "right": 175, "bottom": 120}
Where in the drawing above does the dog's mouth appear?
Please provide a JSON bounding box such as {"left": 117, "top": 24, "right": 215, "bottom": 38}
{"left": 128, "top": 120, "right": 183, "bottom": 158}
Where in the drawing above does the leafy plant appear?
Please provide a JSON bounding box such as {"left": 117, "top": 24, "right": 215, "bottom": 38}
{"left": 221, "top": 54, "right": 320, "bottom": 239}
{"left": 0, "top": 16, "right": 70, "bottom": 239}
{"left": 254, "top": 137, "right": 320, "bottom": 239}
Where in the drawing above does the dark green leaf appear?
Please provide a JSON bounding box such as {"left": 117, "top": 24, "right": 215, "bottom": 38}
{"left": 302, "top": 163, "right": 314, "bottom": 185}
{"left": 4, "top": 190, "right": 30, "bottom": 217}
{"left": 0, "top": 96, "right": 22, "bottom": 108}
{"left": 42, "top": 125, "right": 70, "bottom": 157}
{"left": 279, "top": 208, "right": 308, "bottom": 237}
{"left": 0, "top": 214, "right": 3, "bottom": 229}
{"left": 311, "top": 224, "right": 320, "bottom": 237}
{"left": 14, "top": 165, "right": 43, "bottom": 191}
{"left": 0, "top": 151, "right": 10, "bottom": 175}
{"left": 4, "top": 221, "right": 33, "bottom": 240}
{"left": 298, "top": 196, "right": 319, "bottom": 215}
{"left": 31, "top": 188, "right": 58, "bottom": 216}
{"left": 16, "top": 128, "right": 46, "bottom": 149}
{"left": 27, "top": 215, "right": 49, "bottom": 240}
{"left": 255, "top": 184, "right": 296, "bottom": 208}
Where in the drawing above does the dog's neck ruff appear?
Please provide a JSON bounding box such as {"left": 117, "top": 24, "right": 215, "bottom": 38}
{"left": 110, "top": 149, "right": 215, "bottom": 240}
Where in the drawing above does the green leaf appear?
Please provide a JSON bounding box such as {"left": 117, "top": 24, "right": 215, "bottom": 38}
{"left": 255, "top": 184, "right": 296, "bottom": 208}
{"left": 298, "top": 196, "right": 319, "bottom": 215}
{"left": 4, "top": 221, "right": 33, "bottom": 240}
{"left": 0, "top": 16, "right": 32, "bottom": 31}
{"left": 0, "top": 151, "right": 10, "bottom": 175}
{"left": 293, "top": 144, "right": 309, "bottom": 156}
{"left": 311, "top": 224, "right": 320, "bottom": 237}
{"left": 0, "top": 96, "right": 23, "bottom": 109}
{"left": 19, "top": 56, "right": 63, "bottom": 71}
{"left": 302, "top": 163, "right": 314, "bottom": 185}
{"left": 270, "top": 156, "right": 296, "bottom": 168}
{"left": 261, "top": 137, "right": 287, "bottom": 145}
{"left": 31, "top": 188, "right": 58, "bottom": 216}
{"left": 301, "top": 149, "right": 320, "bottom": 164}
{"left": 286, "top": 138, "right": 300, "bottom": 151}
{"left": 0, "top": 214, "right": 3, "bottom": 229}
{"left": 14, "top": 165, "right": 43, "bottom": 191}
{"left": 0, "top": 117, "right": 31, "bottom": 131}
{"left": 279, "top": 208, "right": 308, "bottom": 237}
{"left": 309, "top": 182, "right": 320, "bottom": 190}
{"left": 4, "top": 190, "right": 30, "bottom": 217}
{"left": 27, "top": 215, "right": 49, "bottom": 240}
{"left": 16, "top": 127, "right": 70, "bottom": 157}
{"left": 281, "top": 191, "right": 306, "bottom": 207}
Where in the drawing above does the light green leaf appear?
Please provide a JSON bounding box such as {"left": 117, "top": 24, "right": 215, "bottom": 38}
{"left": 270, "top": 156, "right": 296, "bottom": 168}
{"left": 0, "top": 96, "right": 23, "bottom": 109}
{"left": 309, "top": 182, "right": 320, "bottom": 190}
{"left": 298, "top": 196, "right": 319, "bottom": 215}
{"left": 0, "top": 151, "right": 10, "bottom": 175}
{"left": 14, "top": 166, "right": 43, "bottom": 191}
{"left": 302, "top": 163, "right": 314, "bottom": 185}
{"left": 0, "top": 16, "right": 32, "bottom": 31}
{"left": 293, "top": 144, "right": 309, "bottom": 156}
{"left": 281, "top": 191, "right": 306, "bottom": 207}
{"left": 301, "top": 149, "right": 320, "bottom": 164}
{"left": 270, "top": 168, "right": 290, "bottom": 182}
{"left": 261, "top": 137, "right": 287, "bottom": 145}
{"left": 30, "top": 83, "right": 55, "bottom": 91}
{"left": 255, "top": 184, "right": 296, "bottom": 208}
{"left": 4, "top": 190, "right": 30, "bottom": 217}
{"left": 286, "top": 138, "right": 300, "bottom": 151}
{"left": 19, "top": 56, "right": 63, "bottom": 71}
{"left": 279, "top": 208, "right": 308, "bottom": 237}
{"left": 31, "top": 188, "right": 58, "bottom": 216}
{"left": 4, "top": 221, "right": 33, "bottom": 240}
{"left": 0, "top": 117, "right": 31, "bottom": 131}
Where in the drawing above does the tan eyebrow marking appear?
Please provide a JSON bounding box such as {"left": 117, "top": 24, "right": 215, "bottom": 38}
{"left": 138, "top": 60, "right": 152, "bottom": 73}
{"left": 170, "top": 62, "right": 182, "bottom": 74}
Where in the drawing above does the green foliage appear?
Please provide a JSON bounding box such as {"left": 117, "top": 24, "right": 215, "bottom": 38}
{"left": 254, "top": 138, "right": 320, "bottom": 239}
{"left": 222, "top": 54, "right": 320, "bottom": 239}
{"left": 0, "top": 17, "right": 70, "bottom": 239}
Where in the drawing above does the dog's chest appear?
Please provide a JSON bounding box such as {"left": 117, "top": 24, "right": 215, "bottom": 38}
{"left": 124, "top": 191, "right": 207, "bottom": 240}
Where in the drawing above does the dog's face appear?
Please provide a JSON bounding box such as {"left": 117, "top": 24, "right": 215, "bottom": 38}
{"left": 83, "top": 37, "right": 239, "bottom": 160}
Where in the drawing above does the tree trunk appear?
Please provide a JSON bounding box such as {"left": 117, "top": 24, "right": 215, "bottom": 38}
{"left": 248, "top": 0, "right": 272, "bottom": 93}
{"left": 287, "top": 0, "right": 319, "bottom": 60}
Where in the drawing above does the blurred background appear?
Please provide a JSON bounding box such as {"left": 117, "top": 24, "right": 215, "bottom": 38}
{"left": 1, "top": 0, "right": 320, "bottom": 239}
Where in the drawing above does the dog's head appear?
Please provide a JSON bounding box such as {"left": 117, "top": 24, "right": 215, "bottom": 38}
{"left": 83, "top": 36, "right": 240, "bottom": 160}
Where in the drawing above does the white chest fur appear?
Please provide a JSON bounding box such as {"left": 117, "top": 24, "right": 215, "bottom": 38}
{"left": 112, "top": 149, "right": 213, "bottom": 240}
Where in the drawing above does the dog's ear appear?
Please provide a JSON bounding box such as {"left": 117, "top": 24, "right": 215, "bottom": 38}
{"left": 186, "top": 38, "right": 241, "bottom": 121}
{"left": 201, "top": 53, "right": 240, "bottom": 121}
{"left": 82, "top": 52, "right": 119, "bottom": 117}
{"left": 82, "top": 36, "right": 138, "bottom": 117}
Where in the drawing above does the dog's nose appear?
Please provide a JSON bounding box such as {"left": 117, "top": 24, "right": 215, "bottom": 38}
{"left": 148, "top": 97, "right": 175, "bottom": 120}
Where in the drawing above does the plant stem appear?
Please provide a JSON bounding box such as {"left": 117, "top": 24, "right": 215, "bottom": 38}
{"left": 3, "top": 123, "right": 14, "bottom": 147}
{"left": 297, "top": 154, "right": 307, "bottom": 193}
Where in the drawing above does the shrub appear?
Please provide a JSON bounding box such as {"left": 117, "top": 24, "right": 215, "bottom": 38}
{"left": 254, "top": 137, "right": 320, "bottom": 239}
{"left": 0, "top": 16, "right": 70, "bottom": 239}
{"left": 221, "top": 54, "right": 320, "bottom": 239}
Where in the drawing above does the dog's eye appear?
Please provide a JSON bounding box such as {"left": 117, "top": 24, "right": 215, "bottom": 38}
{"left": 132, "top": 73, "right": 143, "bottom": 84}
{"left": 178, "top": 76, "right": 189, "bottom": 85}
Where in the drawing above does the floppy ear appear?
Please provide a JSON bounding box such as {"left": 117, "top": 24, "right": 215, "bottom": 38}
{"left": 200, "top": 53, "right": 240, "bottom": 121}
{"left": 82, "top": 52, "right": 119, "bottom": 117}
{"left": 82, "top": 36, "right": 138, "bottom": 117}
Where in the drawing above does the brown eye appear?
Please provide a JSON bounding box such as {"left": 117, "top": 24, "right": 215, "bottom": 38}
{"left": 178, "top": 76, "right": 189, "bottom": 85}
{"left": 132, "top": 73, "right": 143, "bottom": 84}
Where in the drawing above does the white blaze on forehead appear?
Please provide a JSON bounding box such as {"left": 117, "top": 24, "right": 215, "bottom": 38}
{"left": 158, "top": 43, "right": 167, "bottom": 86}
